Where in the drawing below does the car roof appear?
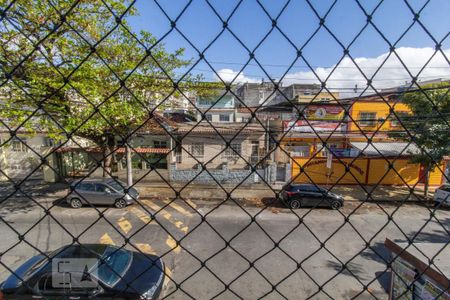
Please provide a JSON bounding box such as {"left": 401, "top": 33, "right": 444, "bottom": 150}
{"left": 287, "top": 183, "right": 321, "bottom": 188}
{"left": 71, "top": 178, "right": 117, "bottom": 185}
{"left": 50, "top": 244, "right": 112, "bottom": 259}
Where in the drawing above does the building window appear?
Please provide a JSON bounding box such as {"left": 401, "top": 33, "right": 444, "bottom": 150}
{"left": 198, "top": 98, "right": 213, "bottom": 107}
{"left": 206, "top": 114, "right": 212, "bottom": 122}
{"left": 359, "top": 112, "right": 377, "bottom": 126}
{"left": 251, "top": 141, "right": 259, "bottom": 157}
{"left": 191, "top": 143, "right": 204, "bottom": 158}
{"left": 224, "top": 143, "right": 241, "bottom": 159}
{"left": 219, "top": 114, "right": 230, "bottom": 122}
{"left": 390, "top": 111, "right": 407, "bottom": 127}
{"left": 154, "top": 140, "right": 167, "bottom": 148}
{"left": 11, "top": 138, "right": 27, "bottom": 152}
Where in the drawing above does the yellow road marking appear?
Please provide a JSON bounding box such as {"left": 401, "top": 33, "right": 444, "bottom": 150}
{"left": 185, "top": 199, "right": 197, "bottom": 209}
{"left": 135, "top": 243, "right": 156, "bottom": 255}
{"left": 162, "top": 199, "right": 193, "bottom": 216}
{"left": 99, "top": 233, "right": 115, "bottom": 245}
{"left": 128, "top": 206, "right": 152, "bottom": 223}
{"left": 117, "top": 217, "right": 132, "bottom": 234}
{"left": 143, "top": 200, "right": 188, "bottom": 234}
{"left": 164, "top": 265, "right": 173, "bottom": 288}
{"left": 166, "top": 235, "right": 181, "bottom": 254}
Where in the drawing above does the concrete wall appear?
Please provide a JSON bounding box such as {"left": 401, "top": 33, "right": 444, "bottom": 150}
{"left": 171, "top": 135, "right": 265, "bottom": 170}
{"left": 196, "top": 111, "right": 235, "bottom": 123}
{"left": 0, "top": 134, "right": 48, "bottom": 180}
{"left": 169, "top": 162, "right": 276, "bottom": 185}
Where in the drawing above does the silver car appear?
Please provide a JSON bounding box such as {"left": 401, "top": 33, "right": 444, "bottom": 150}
{"left": 434, "top": 184, "right": 450, "bottom": 207}
{"left": 67, "top": 179, "right": 139, "bottom": 209}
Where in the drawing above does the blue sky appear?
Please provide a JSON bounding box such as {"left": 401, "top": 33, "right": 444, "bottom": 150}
{"left": 126, "top": 0, "right": 450, "bottom": 90}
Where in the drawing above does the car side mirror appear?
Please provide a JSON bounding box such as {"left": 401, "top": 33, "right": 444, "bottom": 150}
{"left": 104, "top": 188, "right": 112, "bottom": 194}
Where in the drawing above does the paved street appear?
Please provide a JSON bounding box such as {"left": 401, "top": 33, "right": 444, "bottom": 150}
{"left": 0, "top": 196, "right": 449, "bottom": 299}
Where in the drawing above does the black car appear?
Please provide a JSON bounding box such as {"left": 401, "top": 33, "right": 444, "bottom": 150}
{"left": 281, "top": 184, "right": 344, "bottom": 209}
{"left": 0, "top": 244, "right": 164, "bottom": 299}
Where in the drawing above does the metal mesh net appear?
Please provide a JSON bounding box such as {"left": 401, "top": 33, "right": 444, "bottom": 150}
{"left": 0, "top": 0, "right": 449, "bottom": 299}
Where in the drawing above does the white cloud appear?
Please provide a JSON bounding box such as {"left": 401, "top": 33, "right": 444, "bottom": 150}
{"left": 214, "top": 47, "right": 450, "bottom": 97}
{"left": 214, "top": 68, "right": 258, "bottom": 83}
{"left": 285, "top": 47, "right": 450, "bottom": 96}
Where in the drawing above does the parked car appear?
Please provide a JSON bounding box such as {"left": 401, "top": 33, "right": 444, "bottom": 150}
{"left": 0, "top": 244, "right": 164, "bottom": 299}
{"left": 68, "top": 179, "right": 139, "bottom": 209}
{"left": 281, "top": 184, "right": 344, "bottom": 209}
{"left": 434, "top": 184, "right": 450, "bottom": 207}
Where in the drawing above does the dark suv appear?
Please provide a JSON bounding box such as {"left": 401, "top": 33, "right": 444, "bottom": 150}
{"left": 281, "top": 184, "right": 343, "bottom": 209}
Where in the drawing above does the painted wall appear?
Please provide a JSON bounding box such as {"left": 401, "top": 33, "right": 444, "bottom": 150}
{"left": 348, "top": 101, "right": 411, "bottom": 133}
{"left": 0, "top": 134, "right": 50, "bottom": 180}
{"left": 292, "top": 157, "right": 445, "bottom": 186}
{"left": 173, "top": 135, "right": 265, "bottom": 170}
{"left": 196, "top": 111, "right": 235, "bottom": 123}
{"left": 296, "top": 91, "right": 340, "bottom": 103}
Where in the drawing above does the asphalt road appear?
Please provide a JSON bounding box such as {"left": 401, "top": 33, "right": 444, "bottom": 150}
{"left": 0, "top": 196, "right": 449, "bottom": 299}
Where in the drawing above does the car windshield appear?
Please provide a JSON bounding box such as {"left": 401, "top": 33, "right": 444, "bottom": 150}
{"left": 107, "top": 180, "right": 126, "bottom": 192}
{"left": 97, "top": 246, "right": 132, "bottom": 286}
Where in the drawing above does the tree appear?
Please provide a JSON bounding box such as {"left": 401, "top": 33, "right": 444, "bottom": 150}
{"left": 0, "top": 0, "right": 205, "bottom": 177}
{"left": 394, "top": 83, "right": 450, "bottom": 198}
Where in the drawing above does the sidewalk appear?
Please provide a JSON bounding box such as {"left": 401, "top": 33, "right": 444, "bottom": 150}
{"left": 1, "top": 178, "right": 432, "bottom": 205}
{"left": 136, "top": 183, "right": 429, "bottom": 202}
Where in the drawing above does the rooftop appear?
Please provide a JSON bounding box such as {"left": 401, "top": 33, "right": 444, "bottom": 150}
{"left": 175, "top": 121, "right": 266, "bottom": 135}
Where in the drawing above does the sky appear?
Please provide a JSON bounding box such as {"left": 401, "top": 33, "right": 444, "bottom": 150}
{"left": 126, "top": 0, "right": 450, "bottom": 95}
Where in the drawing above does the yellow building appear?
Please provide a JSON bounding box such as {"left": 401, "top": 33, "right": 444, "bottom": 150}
{"left": 296, "top": 91, "right": 340, "bottom": 104}
{"left": 347, "top": 94, "right": 411, "bottom": 141}
{"left": 281, "top": 94, "right": 448, "bottom": 186}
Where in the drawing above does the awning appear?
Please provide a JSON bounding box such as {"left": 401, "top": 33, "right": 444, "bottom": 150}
{"left": 55, "top": 147, "right": 170, "bottom": 154}
{"left": 350, "top": 142, "right": 421, "bottom": 157}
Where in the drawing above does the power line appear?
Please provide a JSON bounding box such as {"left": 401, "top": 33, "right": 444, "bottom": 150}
{"left": 206, "top": 60, "right": 450, "bottom": 70}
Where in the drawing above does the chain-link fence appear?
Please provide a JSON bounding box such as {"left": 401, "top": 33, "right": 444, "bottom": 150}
{"left": 0, "top": 0, "right": 449, "bottom": 299}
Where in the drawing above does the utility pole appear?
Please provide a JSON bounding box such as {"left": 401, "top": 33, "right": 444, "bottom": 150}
{"left": 126, "top": 142, "right": 133, "bottom": 187}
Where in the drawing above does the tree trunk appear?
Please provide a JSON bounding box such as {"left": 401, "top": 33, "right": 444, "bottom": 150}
{"left": 102, "top": 135, "right": 115, "bottom": 177}
{"left": 424, "top": 168, "right": 430, "bottom": 199}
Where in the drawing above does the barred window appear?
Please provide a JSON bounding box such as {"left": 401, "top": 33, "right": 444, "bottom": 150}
{"left": 359, "top": 112, "right": 377, "bottom": 126}
{"left": 224, "top": 143, "right": 241, "bottom": 159}
{"left": 191, "top": 143, "right": 204, "bottom": 158}
{"left": 390, "top": 112, "right": 407, "bottom": 127}
{"left": 219, "top": 114, "right": 230, "bottom": 122}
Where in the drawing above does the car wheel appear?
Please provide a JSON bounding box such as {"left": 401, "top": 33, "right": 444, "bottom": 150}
{"left": 331, "top": 200, "right": 342, "bottom": 209}
{"left": 70, "top": 198, "right": 82, "bottom": 209}
{"left": 289, "top": 199, "right": 301, "bottom": 209}
{"left": 114, "top": 199, "right": 127, "bottom": 208}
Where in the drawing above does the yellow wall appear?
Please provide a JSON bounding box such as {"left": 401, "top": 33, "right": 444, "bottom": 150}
{"left": 429, "top": 164, "right": 446, "bottom": 186}
{"left": 292, "top": 157, "right": 445, "bottom": 186}
{"left": 297, "top": 92, "right": 340, "bottom": 103}
{"left": 292, "top": 158, "right": 367, "bottom": 185}
{"left": 367, "top": 159, "right": 419, "bottom": 185}
{"left": 348, "top": 101, "right": 411, "bottom": 133}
